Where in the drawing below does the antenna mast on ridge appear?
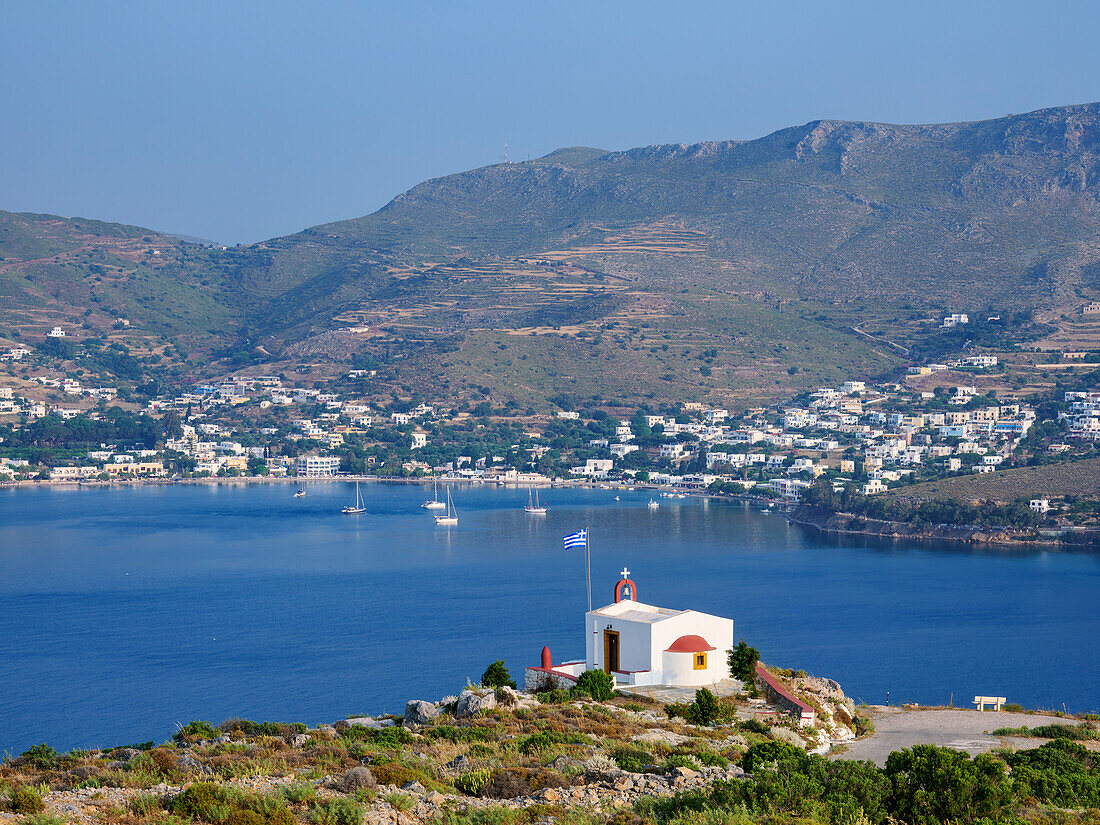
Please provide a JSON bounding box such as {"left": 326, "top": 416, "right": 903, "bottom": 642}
{"left": 504, "top": 142, "right": 509, "bottom": 164}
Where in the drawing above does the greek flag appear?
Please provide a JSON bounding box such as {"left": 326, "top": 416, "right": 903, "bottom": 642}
{"left": 563, "top": 528, "right": 587, "bottom": 550}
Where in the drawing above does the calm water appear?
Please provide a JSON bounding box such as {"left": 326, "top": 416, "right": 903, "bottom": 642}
{"left": 1, "top": 482, "right": 1098, "bottom": 754}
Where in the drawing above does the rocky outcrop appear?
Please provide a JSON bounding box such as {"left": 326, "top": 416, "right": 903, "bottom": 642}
{"left": 455, "top": 689, "right": 497, "bottom": 719}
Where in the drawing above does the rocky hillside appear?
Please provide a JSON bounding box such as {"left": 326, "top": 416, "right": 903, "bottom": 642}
{"left": 5, "top": 103, "right": 1100, "bottom": 406}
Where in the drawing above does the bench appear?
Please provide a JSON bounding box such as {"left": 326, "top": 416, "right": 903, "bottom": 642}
{"left": 973, "top": 695, "right": 1007, "bottom": 711}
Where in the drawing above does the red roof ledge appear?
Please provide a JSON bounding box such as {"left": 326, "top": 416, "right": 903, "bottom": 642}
{"left": 665, "top": 634, "right": 715, "bottom": 653}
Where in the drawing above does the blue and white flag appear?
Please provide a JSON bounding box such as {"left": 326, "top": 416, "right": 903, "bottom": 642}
{"left": 563, "top": 528, "right": 587, "bottom": 550}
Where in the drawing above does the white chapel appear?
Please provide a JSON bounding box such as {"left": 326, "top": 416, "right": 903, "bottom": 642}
{"left": 526, "top": 569, "right": 734, "bottom": 690}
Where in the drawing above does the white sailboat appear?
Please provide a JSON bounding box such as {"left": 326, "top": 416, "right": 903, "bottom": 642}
{"left": 524, "top": 488, "right": 547, "bottom": 515}
{"left": 421, "top": 479, "right": 446, "bottom": 509}
{"left": 342, "top": 481, "right": 366, "bottom": 514}
{"left": 434, "top": 488, "right": 458, "bottom": 525}
{"left": 647, "top": 499, "right": 659, "bottom": 510}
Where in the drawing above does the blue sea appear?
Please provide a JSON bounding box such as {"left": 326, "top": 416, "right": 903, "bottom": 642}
{"left": 1, "top": 482, "right": 1097, "bottom": 755}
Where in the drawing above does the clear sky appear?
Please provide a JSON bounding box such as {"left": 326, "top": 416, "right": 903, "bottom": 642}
{"left": 3, "top": 0, "right": 1100, "bottom": 244}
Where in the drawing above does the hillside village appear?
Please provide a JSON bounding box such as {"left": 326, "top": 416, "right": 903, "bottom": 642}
{"left": 5, "top": 323, "right": 1100, "bottom": 528}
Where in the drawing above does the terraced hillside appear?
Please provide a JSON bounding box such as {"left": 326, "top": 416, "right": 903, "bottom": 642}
{"left": 5, "top": 102, "right": 1100, "bottom": 405}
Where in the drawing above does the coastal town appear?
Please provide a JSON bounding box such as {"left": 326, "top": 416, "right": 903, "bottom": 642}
{"left": 3, "top": 321, "right": 1098, "bottom": 529}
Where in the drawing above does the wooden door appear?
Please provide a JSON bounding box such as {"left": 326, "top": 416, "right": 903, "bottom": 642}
{"left": 603, "top": 629, "right": 620, "bottom": 673}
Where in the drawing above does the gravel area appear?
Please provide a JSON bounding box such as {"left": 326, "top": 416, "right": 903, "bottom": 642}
{"left": 835, "top": 706, "right": 1083, "bottom": 765}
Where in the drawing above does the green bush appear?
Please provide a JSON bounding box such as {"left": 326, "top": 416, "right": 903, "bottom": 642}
{"left": 309, "top": 798, "right": 363, "bottom": 825}
{"left": 663, "top": 754, "right": 699, "bottom": 772}
{"left": 175, "top": 720, "right": 219, "bottom": 742}
{"left": 480, "top": 660, "right": 517, "bottom": 689}
{"left": 666, "top": 688, "right": 734, "bottom": 726}
{"left": 610, "top": 745, "right": 653, "bottom": 773}
{"left": 535, "top": 689, "right": 570, "bottom": 704}
{"left": 281, "top": 784, "right": 317, "bottom": 805}
{"left": 727, "top": 640, "right": 759, "bottom": 682}
{"left": 220, "top": 719, "right": 308, "bottom": 738}
{"left": 518, "top": 732, "right": 588, "bottom": 754}
{"left": 990, "top": 723, "right": 1096, "bottom": 740}
{"left": 8, "top": 785, "right": 45, "bottom": 814}
{"left": 572, "top": 670, "right": 614, "bottom": 701}
{"left": 738, "top": 718, "right": 769, "bottom": 735}
{"left": 425, "top": 725, "right": 498, "bottom": 743}
{"left": 18, "top": 744, "right": 59, "bottom": 769}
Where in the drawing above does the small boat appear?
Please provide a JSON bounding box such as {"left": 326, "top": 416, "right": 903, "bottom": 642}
{"left": 525, "top": 488, "right": 547, "bottom": 515}
{"left": 342, "top": 482, "right": 366, "bottom": 514}
{"left": 614, "top": 495, "right": 620, "bottom": 501}
{"left": 760, "top": 509, "right": 770, "bottom": 515}
{"left": 435, "top": 488, "right": 458, "bottom": 525}
{"left": 293, "top": 489, "right": 306, "bottom": 498}
{"left": 421, "top": 479, "right": 446, "bottom": 510}
{"left": 648, "top": 499, "right": 659, "bottom": 510}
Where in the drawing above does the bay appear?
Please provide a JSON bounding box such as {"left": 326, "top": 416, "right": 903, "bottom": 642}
{"left": 0, "top": 481, "right": 1097, "bottom": 755}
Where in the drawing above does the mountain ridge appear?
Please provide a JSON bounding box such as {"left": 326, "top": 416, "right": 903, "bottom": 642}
{"left": 4, "top": 101, "right": 1100, "bottom": 406}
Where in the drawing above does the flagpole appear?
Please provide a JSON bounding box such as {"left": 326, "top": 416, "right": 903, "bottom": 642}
{"left": 585, "top": 525, "right": 592, "bottom": 612}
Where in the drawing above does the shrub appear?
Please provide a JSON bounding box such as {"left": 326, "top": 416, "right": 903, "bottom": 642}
{"left": 610, "top": 745, "right": 653, "bottom": 773}
{"left": 454, "top": 768, "right": 493, "bottom": 797}
{"left": 175, "top": 720, "right": 219, "bottom": 742}
{"left": 18, "top": 744, "right": 59, "bottom": 769}
{"left": 728, "top": 640, "right": 759, "bottom": 682}
{"left": 381, "top": 792, "right": 414, "bottom": 811}
{"left": 853, "top": 714, "right": 875, "bottom": 738}
{"left": 666, "top": 688, "right": 734, "bottom": 726}
{"left": 220, "top": 720, "right": 308, "bottom": 738}
{"left": 128, "top": 793, "right": 161, "bottom": 816}
{"left": 425, "top": 725, "right": 498, "bottom": 744}
{"left": 663, "top": 754, "right": 700, "bottom": 772}
{"left": 480, "top": 660, "right": 517, "bottom": 689}
{"left": 990, "top": 723, "right": 1096, "bottom": 740}
{"left": 693, "top": 750, "right": 729, "bottom": 768}
{"left": 309, "top": 798, "right": 363, "bottom": 825}
{"left": 738, "top": 719, "right": 770, "bottom": 735}
{"left": 573, "top": 670, "right": 614, "bottom": 701}
{"left": 536, "top": 689, "right": 570, "bottom": 705}
{"left": 282, "top": 784, "right": 317, "bottom": 805}
{"left": 519, "top": 732, "right": 588, "bottom": 755}
{"left": 369, "top": 762, "right": 436, "bottom": 789}
{"left": 170, "top": 782, "right": 231, "bottom": 820}
{"left": 340, "top": 725, "right": 413, "bottom": 746}
{"left": 8, "top": 785, "right": 45, "bottom": 814}
{"left": 467, "top": 743, "right": 496, "bottom": 758}
{"left": 479, "top": 768, "right": 569, "bottom": 799}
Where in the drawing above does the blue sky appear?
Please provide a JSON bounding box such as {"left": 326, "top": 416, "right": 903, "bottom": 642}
{"left": 3, "top": 0, "right": 1100, "bottom": 243}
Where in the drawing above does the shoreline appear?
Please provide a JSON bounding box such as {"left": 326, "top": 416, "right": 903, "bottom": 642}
{"left": 789, "top": 506, "right": 1100, "bottom": 549}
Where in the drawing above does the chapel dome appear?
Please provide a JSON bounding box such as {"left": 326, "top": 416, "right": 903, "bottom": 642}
{"left": 664, "top": 634, "right": 715, "bottom": 653}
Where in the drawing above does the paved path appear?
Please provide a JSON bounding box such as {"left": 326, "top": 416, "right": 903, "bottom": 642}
{"left": 836, "top": 706, "right": 1078, "bottom": 765}
{"left": 618, "top": 679, "right": 743, "bottom": 704}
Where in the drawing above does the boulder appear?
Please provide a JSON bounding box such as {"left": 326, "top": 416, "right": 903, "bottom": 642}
{"left": 176, "top": 754, "right": 215, "bottom": 775}
{"left": 401, "top": 780, "right": 427, "bottom": 794}
{"left": 335, "top": 766, "right": 377, "bottom": 792}
{"left": 404, "top": 700, "right": 438, "bottom": 728}
{"left": 444, "top": 755, "right": 471, "bottom": 774}
{"left": 670, "top": 766, "right": 698, "bottom": 782}
{"left": 289, "top": 733, "right": 311, "bottom": 748}
{"left": 335, "top": 716, "right": 394, "bottom": 732}
{"left": 455, "top": 689, "right": 497, "bottom": 719}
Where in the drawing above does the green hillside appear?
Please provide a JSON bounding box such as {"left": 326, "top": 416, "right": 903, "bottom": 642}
{"left": 5, "top": 102, "right": 1100, "bottom": 405}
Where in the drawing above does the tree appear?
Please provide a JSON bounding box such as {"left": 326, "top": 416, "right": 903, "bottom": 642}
{"left": 728, "top": 639, "right": 760, "bottom": 681}
{"left": 480, "top": 659, "right": 516, "bottom": 689}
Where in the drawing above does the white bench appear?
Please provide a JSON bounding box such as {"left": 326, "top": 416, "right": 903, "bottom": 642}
{"left": 973, "top": 695, "right": 1007, "bottom": 711}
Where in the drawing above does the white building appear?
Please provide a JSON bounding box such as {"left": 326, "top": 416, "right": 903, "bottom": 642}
{"left": 296, "top": 455, "right": 341, "bottom": 477}
{"left": 47, "top": 326, "right": 66, "bottom": 338}
{"left": 526, "top": 571, "right": 733, "bottom": 690}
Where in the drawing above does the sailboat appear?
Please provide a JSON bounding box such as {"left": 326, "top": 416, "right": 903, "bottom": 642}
{"left": 434, "top": 488, "right": 458, "bottom": 525}
{"left": 647, "top": 499, "right": 659, "bottom": 510}
{"left": 524, "top": 488, "right": 547, "bottom": 515}
{"left": 342, "top": 481, "right": 366, "bottom": 514}
{"left": 293, "top": 489, "right": 306, "bottom": 498}
{"left": 421, "top": 479, "right": 446, "bottom": 509}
